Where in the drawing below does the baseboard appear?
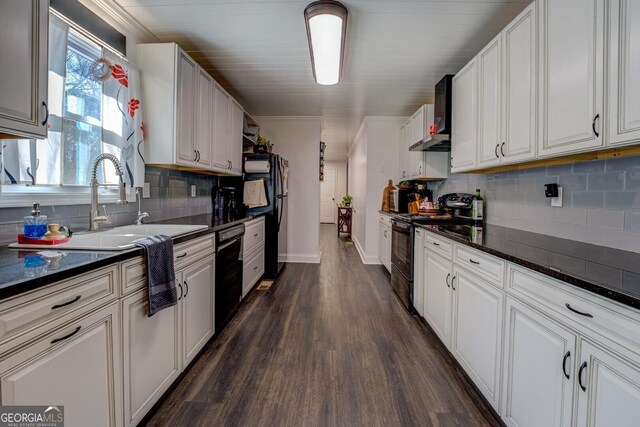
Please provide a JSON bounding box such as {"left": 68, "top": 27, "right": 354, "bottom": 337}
{"left": 286, "top": 253, "right": 321, "bottom": 263}
{"left": 353, "top": 237, "right": 382, "bottom": 265}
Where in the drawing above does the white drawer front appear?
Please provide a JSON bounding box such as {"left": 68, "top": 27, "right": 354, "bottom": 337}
{"left": 0, "top": 266, "right": 118, "bottom": 344}
{"left": 507, "top": 264, "right": 640, "bottom": 352}
{"left": 121, "top": 257, "right": 146, "bottom": 295}
{"left": 174, "top": 234, "right": 215, "bottom": 268}
{"left": 379, "top": 213, "right": 393, "bottom": 227}
{"left": 454, "top": 245, "right": 505, "bottom": 288}
{"left": 425, "top": 231, "right": 454, "bottom": 259}
{"left": 243, "top": 249, "right": 265, "bottom": 297}
{"left": 243, "top": 217, "right": 265, "bottom": 256}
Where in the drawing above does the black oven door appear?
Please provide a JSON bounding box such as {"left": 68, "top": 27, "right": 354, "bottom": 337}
{"left": 391, "top": 220, "right": 413, "bottom": 280}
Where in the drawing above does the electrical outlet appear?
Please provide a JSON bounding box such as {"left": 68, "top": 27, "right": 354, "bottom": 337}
{"left": 143, "top": 182, "right": 150, "bottom": 198}
{"left": 551, "top": 187, "right": 563, "bottom": 207}
{"left": 191, "top": 185, "right": 197, "bottom": 198}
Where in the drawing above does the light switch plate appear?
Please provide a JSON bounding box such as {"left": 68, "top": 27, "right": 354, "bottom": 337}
{"left": 143, "top": 183, "right": 150, "bottom": 198}
{"left": 191, "top": 185, "right": 197, "bottom": 198}
{"left": 551, "top": 187, "right": 563, "bottom": 207}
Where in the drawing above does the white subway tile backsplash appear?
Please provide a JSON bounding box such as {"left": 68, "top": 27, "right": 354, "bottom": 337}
{"left": 625, "top": 212, "right": 640, "bottom": 232}
{"left": 603, "top": 229, "right": 640, "bottom": 253}
{"left": 587, "top": 209, "right": 625, "bottom": 229}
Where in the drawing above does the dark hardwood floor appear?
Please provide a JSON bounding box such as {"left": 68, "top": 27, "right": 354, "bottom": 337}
{"left": 144, "top": 224, "right": 498, "bottom": 426}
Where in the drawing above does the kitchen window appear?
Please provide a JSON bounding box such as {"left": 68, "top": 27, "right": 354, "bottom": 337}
{"left": 0, "top": 11, "right": 145, "bottom": 207}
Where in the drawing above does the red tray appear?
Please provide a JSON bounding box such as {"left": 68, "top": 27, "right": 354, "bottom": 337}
{"left": 17, "top": 234, "right": 71, "bottom": 245}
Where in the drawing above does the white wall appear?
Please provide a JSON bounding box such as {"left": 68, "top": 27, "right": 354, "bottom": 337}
{"left": 348, "top": 117, "right": 405, "bottom": 264}
{"left": 258, "top": 117, "right": 322, "bottom": 263}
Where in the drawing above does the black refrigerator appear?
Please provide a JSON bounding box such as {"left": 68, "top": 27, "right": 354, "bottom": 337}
{"left": 243, "top": 153, "right": 288, "bottom": 278}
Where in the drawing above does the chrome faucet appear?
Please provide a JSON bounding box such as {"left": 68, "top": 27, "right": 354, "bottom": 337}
{"left": 90, "top": 153, "right": 128, "bottom": 231}
{"left": 135, "top": 188, "right": 149, "bottom": 225}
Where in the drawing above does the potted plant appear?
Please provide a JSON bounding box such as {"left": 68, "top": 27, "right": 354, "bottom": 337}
{"left": 254, "top": 135, "right": 273, "bottom": 154}
{"left": 341, "top": 195, "right": 353, "bottom": 207}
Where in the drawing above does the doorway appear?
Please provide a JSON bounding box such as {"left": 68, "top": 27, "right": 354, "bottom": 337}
{"left": 320, "top": 166, "right": 337, "bottom": 223}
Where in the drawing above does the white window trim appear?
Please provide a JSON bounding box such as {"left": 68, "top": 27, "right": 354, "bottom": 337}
{"left": 0, "top": 185, "right": 135, "bottom": 208}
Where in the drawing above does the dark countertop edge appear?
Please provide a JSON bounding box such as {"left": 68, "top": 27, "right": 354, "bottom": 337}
{"left": 378, "top": 210, "right": 395, "bottom": 216}
{"left": 0, "top": 215, "right": 256, "bottom": 302}
{"left": 415, "top": 224, "right": 640, "bottom": 311}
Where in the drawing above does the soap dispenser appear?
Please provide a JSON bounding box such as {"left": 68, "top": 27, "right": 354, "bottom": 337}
{"left": 24, "top": 202, "right": 48, "bottom": 238}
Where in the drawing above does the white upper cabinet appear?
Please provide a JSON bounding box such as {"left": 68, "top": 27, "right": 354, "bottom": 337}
{"left": 477, "top": 34, "right": 503, "bottom": 168}
{"left": 399, "top": 121, "right": 410, "bottom": 180}
{"left": 606, "top": 0, "right": 640, "bottom": 147}
{"left": 408, "top": 105, "right": 426, "bottom": 178}
{"left": 538, "top": 0, "right": 605, "bottom": 156}
{"left": 137, "top": 43, "right": 244, "bottom": 175}
{"left": 501, "top": 3, "right": 537, "bottom": 164}
{"left": 451, "top": 59, "right": 478, "bottom": 172}
{"left": 400, "top": 104, "right": 448, "bottom": 180}
{"left": 0, "top": 0, "right": 48, "bottom": 139}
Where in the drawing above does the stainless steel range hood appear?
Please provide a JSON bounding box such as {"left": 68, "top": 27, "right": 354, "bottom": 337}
{"left": 409, "top": 134, "right": 451, "bottom": 152}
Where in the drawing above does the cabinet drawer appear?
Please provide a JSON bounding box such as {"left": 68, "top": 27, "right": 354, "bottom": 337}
{"left": 243, "top": 249, "right": 265, "bottom": 297}
{"left": 174, "top": 234, "right": 215, "bottom": 268}
{"left": 379, "top": 213, "right": 393, "bottom": 227}
{"left": 0, "top": 265, "right": 118, "bottom": 345}
{"left": 243, "top": 217, "right": 265, "bottom": 256}
{"left": 121, "top": 256, "right": 146, "bottom": 295}
{"left": 507, "top": 264, "right": 640, "bottom": 352}
{"left": 425, "top": 231, "right": 453, "bottom": 259}
{"left": 454, "top": 245, "right": 504, "bottom": 287}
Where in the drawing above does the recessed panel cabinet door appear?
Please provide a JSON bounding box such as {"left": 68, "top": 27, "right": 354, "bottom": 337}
{"left": 423, "top": 251, "right": 453, "bottom": 348}
{"left": 0, "top": 303, "right": 122, "bottom": 427}
{"left": 451, "top": 59, "right": 478, "bottom": 172}
{"left": 501, "top": 298, "right": 575, "bottom": 427}
{"left": 182, "top": 255, "right": 215, "bottom": 366}
{"left": 502, "top": 3, "right": 537, "bottom": 164}
{"left": 538, "top": 0, "right": 605, "bottom": 156}
{"left": 451, "top": 267, "right": 503, "bottom": 410}
{"left": 477, "top": 35, "right": 502, "bottom": 168}
{"left": 212, "top": 83, "right": 231, "bottom": 171}
{"left": 413, "top": 229, "right": 425, "bottom": 316}
{"left": 0, "top": 0, "right": 48, "bottom": 139}
{"left": 176, "top": 51, "right": 197, "bottom": 166}
{"left": 229, "top": 99, "right": 244, "bottom": 174}
{"left": 195, "top": 68, "right": 213, "bottom": 169}
{"left": 576, "top": 340, "right": 640, "bottom": 427}
{"left": 607, "top": 0, "right": 640, "bottom": 147}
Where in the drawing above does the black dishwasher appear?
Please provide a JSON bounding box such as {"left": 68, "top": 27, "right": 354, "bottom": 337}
{"left": 215, "top": 223, "right": 245, "bottom": 331}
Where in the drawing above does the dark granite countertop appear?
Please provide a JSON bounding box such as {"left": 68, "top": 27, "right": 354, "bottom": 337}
{"left": 415, "top": 223, "right": 640, "bottom": 310}
{"left": 0, "top": 214, "right": 257, "bottom": 301}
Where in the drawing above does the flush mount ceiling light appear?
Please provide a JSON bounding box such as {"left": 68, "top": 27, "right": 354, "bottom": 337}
{"left": 304, "top": 0, "right": 348, "bottom": 85}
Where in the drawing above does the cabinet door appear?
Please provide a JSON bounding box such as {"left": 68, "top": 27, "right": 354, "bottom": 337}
{"left": 501, "top": 298, "right": 575, "bottom": 427}
{"left": 176, "top": 51, "right": 197, "bottom": 166}
{"left": 502, "top": 3, "right": 537, "bottom": 164}
{"left": 378, "top": 223, "right": 386, "bottom": 265}
{"left": 229, "top": 99, "right": 244, "bottom": 174}
{"left": 0, "top": 0, "right": 48, "bottom": 139}
{"left": 399, "top": 122, "right": 409, "bottom": 180}
{"left": 122, "top": 289, "right": 180, "bottom": 427}
{"left": 212, "top": 82, "right": 230, "bottom": 171}
{"left": 408, "top": 106, "right": 426, "bottom": 178}
{"left": 413, "top": 228, "right": 425, "bottom": 316}
{"left": 451, "top": 59, "right": 478, "bottom": 172}
{"left": 195, "top": 68, "right": 213, "bottom": 169}
{"left": 383, "top": 225, "right": 392, "bottom": 272}
{"left": 451, "top": 267, "right": 503, "bottom": 410}
{"left": 607, "top": 0, "right": 640, "bottom": 146}
{"left": 477, "top": 35, "right": 503, "bottom": 168}
{"left": 182, "top": 255, "right": 215, "bottom": 365}
{"left": 423, "top": 251, "right": 453, "bottom": 348}
{"left": 538, "top": 0, "right": 605, "bottom": 156}
{"left": 0, "top": 303, "right": 122, "bottom": 427}
{"left": 576, "top": 340, "right": 640, "bottom": 427}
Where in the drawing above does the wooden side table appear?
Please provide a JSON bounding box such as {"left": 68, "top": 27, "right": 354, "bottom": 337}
{"left": 337, "top": 206, "right": 352, "bottom": 238}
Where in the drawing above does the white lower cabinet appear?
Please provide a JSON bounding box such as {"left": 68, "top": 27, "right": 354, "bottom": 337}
{"left": 378, "top": 221, "right": 392, "bottom": 273}
{"left": 451, "top": 266, "right": 504, "bottom": 410}
{"left": 422, "top": 250, "right": 453, "bottom": 347}
{"left": 0, "top": 302, "right": 122, "bottom": 427}
{"left": 501, "top": 297, "right": 575, "bottom": 427}
{"left": 182, "top": 255, "right": 216, "bottom": 366}
{"left": 576, "top": 340, "right": 640, "bottom": 426}
{"left": 243, "top": 217, "right": 266, "bottom": 297}
{"left": 412, "top": 228, "right": 425, "bottom": 315}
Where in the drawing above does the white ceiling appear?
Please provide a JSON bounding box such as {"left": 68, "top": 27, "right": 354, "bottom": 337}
{"left": 114, "top": 0, "right": 529, "bottom": 160}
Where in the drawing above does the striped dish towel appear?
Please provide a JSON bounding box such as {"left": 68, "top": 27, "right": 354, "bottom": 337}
{"left": 133, "top": 235, "right": 177, "bottom": 316}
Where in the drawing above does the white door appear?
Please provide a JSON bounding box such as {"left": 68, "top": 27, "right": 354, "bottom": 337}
{"left": 502, "top": 3, "right": 537, "bottom": 164}
{"left": 501, "top": 298, "right": 576, "bottom": 427}
{"left": 176, "top": 50, "right": 197, "bottom": 166}
{"left": 320, "top": 167, "right": 337, "bottom": 223}
{"left": 182, "top": 255, "right": 215, "bottom": 365}
{"left": 195, "top": 68, "right": 213, "bottom": 169}
{"left": 0, "top": 0, "right": 48, "bottom": 139}
{"left": 0, "top": 304, "right": 122, "bottom": 427}
{"left": 538, "top": 0, "right": 605, "bottom": 156}
{"left": 477, "top": 34, "right": 503, "bottom": 168}
{"left": 451, "top": 59, "right": 478, "bottom": 172}
{"left": 451, "top": 267, "right": 503, "bottom": 410}
{"left": 122, "top": 289, "right": 181, "bottom": 427}
{"left": 607, "top": 0, "right": 640, "bottom": 146}
{"left": 212, "top": 82, "right": 230, "bottom": 171}
{"left": 423, "top": 251, "right": 453, "bottom": 348}
{"left": 576, "top": 340, "right": 640, "bottom": 427}
{"left": 229, "top": 99, "right": 243, "bottom": 174}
